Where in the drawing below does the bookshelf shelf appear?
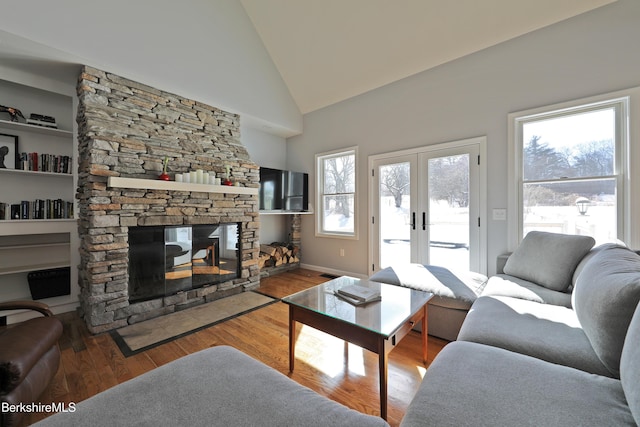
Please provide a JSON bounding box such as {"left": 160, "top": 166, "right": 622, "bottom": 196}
{"left": 0, "top": 118, "right": 72, "bottom": 137}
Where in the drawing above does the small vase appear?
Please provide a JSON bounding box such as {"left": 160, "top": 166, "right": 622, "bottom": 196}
{"left": 158, "top": 172, "right": 170, "bottom": 181}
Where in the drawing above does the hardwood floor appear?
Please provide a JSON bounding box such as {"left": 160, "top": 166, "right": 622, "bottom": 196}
{"left": 22, "top": 269, "right": 448, "bottom": 427}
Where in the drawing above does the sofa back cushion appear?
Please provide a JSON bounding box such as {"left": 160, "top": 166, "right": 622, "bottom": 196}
{"left": 621, "top": 303, "right": 640, "bottom": 426}
{"left": 503, "top": 231, "right": 595, "bottom": 292}
{"left": 573, "top": 244, "right": 640, "bottom": 377}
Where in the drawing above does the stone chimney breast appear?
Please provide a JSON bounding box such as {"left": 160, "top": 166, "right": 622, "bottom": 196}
{"left": 76, "top": 66, "right": 260, "bottom": 334}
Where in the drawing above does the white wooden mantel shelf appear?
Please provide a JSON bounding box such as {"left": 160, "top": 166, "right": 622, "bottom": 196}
{"left": 107, "top": 176, "right": 259, "bottom": 195}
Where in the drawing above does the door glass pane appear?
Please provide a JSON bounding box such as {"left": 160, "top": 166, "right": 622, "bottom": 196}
{"left": 379, "top": 162, "right": 411, "bottom": 268}
{"left": 427, "top": 154, "right": 470, "bottom": 270}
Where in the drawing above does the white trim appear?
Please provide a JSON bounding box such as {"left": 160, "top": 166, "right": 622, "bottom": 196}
{"left": 299, "top": 262, "right": 368, "bottom": 280}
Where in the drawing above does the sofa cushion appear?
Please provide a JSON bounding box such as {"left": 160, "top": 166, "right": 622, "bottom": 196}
{"left": 572, "top": 244, "right": 640, "bottom": 377}
{"left": 620, "top": 304, "right": 640, "bottom": 426}
{"left": 369, "top": 264, "right": 487, "bottom": 310}
{"left": 457, "top": 295, "right": 611, "bottom": 376}
{"left": 34, "top": 345, "right": 388, "bottom": 427}
{"left": 503, "top": 231, "right": 595, "bottom": 292}
{"left": 480, "top": 274, "right": 573, "bottom": 307}
{"left": 571, "top": 241, "right": 626, "bottom": 291}
{"left": 400, "top": 341, "right": 636, "bottom": 427}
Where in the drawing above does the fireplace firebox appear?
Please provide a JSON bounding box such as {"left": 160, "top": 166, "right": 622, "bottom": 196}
{"left": 128, "top": 223, "right": 241, "bottom": 303}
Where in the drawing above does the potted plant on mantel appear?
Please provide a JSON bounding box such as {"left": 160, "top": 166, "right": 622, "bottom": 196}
{"left": 158, "top": 156, "right": 170, "bottom": 181}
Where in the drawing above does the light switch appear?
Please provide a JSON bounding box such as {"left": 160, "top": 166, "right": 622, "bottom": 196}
{"left": 493, "top": 208, "right": 507, "bottom": 221}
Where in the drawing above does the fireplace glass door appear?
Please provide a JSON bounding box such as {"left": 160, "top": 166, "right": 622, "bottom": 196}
{"left": 128, "top": 223, "right": 240, "bottom": 303}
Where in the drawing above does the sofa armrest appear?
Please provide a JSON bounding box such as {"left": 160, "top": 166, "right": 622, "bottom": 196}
{"left": 0, "top": 300, "right": 54, "bottom": 317}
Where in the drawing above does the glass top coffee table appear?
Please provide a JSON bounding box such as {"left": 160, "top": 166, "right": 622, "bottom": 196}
{"left": 282, "top": 276, "right": 433, "bottom": 420}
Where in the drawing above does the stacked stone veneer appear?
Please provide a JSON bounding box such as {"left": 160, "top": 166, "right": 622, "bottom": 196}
{"left": 76, "top": 66, "right": 260, "bottom": 334}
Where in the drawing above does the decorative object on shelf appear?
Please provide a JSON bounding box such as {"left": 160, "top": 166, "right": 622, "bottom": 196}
{"left": 0, "top": 133, "right": 18, "bottom": 169}
{"left": 158, "top": 156, "right": 170, "bottom": 181}
{"left": 174, "top": 169, "right": 219, "bottom": 184}
{"left": 10, "top": 204, "right": 20, "bottom": 219}
{"left": 223, "top": 165, "right": 233, "bottom": 186}
{"left": 26, "top": 113, "right": 58, "bottom": 129}
{"left": 0, "top": 105, "right": 25, "bottom": 122}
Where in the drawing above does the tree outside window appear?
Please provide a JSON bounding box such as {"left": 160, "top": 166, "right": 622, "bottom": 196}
{"left": 316, "top": 148, "right": 357, "bottom": 237}
{"left": 519, "top": 105, "right": 621, "bottom": 244}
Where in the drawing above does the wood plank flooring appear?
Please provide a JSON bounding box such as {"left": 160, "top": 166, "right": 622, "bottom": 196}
{"left": 21, "top": 269, "right": 448, "bottom": 427}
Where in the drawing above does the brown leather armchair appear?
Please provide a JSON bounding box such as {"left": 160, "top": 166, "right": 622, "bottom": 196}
{"left": 0, "top": 301, "right": 63, "bottom": 427}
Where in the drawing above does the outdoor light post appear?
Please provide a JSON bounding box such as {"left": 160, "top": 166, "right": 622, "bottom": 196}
{"left": 576, "top": 197, "right": 590, "bottom": 216}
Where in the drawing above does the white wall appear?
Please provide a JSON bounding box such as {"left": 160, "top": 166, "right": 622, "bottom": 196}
{"left": 241, "top": 125, "right": 289, "bottom": 244}
{"left": 287, "top": 0, "right": 640, "bottom": 276}
{"left": 0, "top": 0, "right": 302, "bottom": 137}
{"left": 0, "top": 1, "right": 301, "bottom": 247}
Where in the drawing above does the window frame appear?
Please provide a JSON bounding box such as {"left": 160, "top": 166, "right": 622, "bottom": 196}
{"left": 315, "top": 146, "right": 358, "bottom": 239}
{"left": 508, "top": 90, "right": 634, "bottom": 250}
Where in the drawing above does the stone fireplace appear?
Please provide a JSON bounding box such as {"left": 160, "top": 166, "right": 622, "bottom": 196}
{"left": 76, "top": 66, "right": 260, "bottom": 334}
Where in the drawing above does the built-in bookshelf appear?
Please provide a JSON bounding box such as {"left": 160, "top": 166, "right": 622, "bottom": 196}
{"left": 0, "top": 78, "right": 79, "bottom": 323}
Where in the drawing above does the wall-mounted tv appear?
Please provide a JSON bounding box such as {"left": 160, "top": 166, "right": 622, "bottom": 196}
{"left": 259, "top": 167, "right": 309, "bottom": 212}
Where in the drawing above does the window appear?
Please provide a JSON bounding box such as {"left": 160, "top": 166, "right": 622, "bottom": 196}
{"left": 316, "top": 147, "right": 357, "bottom": 238}
{"left": 509, "top": 95, "right": 629, "bottom": 247}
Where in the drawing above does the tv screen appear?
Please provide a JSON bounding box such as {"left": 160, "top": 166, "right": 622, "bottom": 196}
{"left": 259, "top": 167, "right": 283, "bottom": 210}
{"left": 259, "top": 167, "right": 308, "bottom": 212}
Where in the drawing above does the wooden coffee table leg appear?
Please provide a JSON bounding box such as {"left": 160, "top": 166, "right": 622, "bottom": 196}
{"left": 289, "top": 307, "right": 296, "bottom": 372}
{"left": 422, "top": 303, "right": 428, "bottom": 364}
{"left": 379, "top": 346, "right": 388, "bottom": 420}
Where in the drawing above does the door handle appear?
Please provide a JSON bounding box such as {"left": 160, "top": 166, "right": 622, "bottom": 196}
{"left": 422, "top": 212, "right": 426, "bottom": 230}
{"left": 412, "top": 212, "right": 416, "bottom": 230}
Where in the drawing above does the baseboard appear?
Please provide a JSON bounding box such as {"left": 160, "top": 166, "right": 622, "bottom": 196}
{"left": 299, "top": 263, "right": 368, "bottom": 280}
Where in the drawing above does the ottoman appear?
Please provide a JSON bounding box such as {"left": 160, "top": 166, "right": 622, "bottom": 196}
{"left": 370, "top": 264, "right": 487, "bottom": 341}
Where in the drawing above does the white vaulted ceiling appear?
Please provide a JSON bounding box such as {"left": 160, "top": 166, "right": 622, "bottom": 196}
{"left": 240, "top": 0, "right": 616, "bottom": 114}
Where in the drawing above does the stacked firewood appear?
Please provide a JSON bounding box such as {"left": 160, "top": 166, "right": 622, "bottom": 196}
{"left": 259, "top": 242, "right": 300, "bottom": 269}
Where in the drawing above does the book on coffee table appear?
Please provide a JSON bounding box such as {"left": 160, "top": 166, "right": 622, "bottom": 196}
{"left": 335, "top": 284, "right": 381, "bottom": 305}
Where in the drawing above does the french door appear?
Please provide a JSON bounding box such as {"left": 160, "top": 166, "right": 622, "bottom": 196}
{"left": 370, "top": 138, "right": 485, "bottom": 275}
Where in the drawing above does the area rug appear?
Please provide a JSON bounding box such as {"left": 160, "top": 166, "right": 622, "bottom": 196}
{"left": 111, "top": 291, "right": 277, "bottom": 356}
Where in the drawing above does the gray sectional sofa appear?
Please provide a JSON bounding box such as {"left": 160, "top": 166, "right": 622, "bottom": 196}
{"left": 400, "top": 234, "right": 640, "bottom": 426}
{"left": 34, "top": 345, "right": 388, "bottom": 427}
{"left": 34, "top": 232, "right": 640, "bottom": 426}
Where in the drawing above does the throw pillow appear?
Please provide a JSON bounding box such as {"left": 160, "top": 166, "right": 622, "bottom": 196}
{"left": 572, "top": 244, "right": 640, "bottom": 377}
{"left": 503, "top": 231, "right": 595, "bottom": 292}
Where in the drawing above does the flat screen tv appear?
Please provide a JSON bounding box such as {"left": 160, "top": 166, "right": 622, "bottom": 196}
{"left": 259, "top": 167, "right": 309, "bottom": 212}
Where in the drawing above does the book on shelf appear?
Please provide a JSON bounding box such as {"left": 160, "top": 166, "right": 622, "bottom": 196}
{"left": 335, "top": 284, "right": 381, "bottom": 306}
{"left": 5, "top": 199, "right": 73, "bottom": 220}
{"left": 19, "top": 152, "right": 72, "bottom": 174}
{"left": 26, "top": 113, "right": 57, "bottom": 129}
